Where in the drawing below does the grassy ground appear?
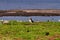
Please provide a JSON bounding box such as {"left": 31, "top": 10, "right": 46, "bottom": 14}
{"left": 0, "top": 21, "right": 60, "bottom": 40}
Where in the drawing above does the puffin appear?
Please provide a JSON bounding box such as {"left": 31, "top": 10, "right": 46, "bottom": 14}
{"left": 29, "top": 18, "right": 34, "bottom": 23}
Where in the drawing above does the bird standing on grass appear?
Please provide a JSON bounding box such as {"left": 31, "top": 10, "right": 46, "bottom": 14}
{"left": 29, "top": 18, "right": 34, "bottom": 23}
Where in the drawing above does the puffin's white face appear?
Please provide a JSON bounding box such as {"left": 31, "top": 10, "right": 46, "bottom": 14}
{"left": 29, "top": 19, "right": 31, "bottom": 21}
{"left": 29, "top": 19, "right": 32, "bottom": 23}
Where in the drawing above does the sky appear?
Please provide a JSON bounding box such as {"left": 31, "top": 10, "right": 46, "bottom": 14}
{"left": 0, "top": 0, "right": 60, "bottom": 10}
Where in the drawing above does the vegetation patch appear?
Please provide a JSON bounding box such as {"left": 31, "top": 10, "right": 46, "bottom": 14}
{"left": 0, "top": 21, "right": 60, "bottom": 40}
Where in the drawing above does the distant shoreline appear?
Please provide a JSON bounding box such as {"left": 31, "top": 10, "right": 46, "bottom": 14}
{"left": 0, "top": 9, "right": 60, "bottom": 16}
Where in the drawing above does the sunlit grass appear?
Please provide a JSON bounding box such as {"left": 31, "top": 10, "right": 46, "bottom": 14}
{"left": 0, "top": 21, "right": 60, "bottom": 40}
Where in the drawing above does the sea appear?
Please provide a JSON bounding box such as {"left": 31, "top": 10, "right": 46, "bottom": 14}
{"left": 0, "top": 16, "right": 60, "bottom": 22}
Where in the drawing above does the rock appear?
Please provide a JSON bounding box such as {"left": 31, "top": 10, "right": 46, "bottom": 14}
{"left": 45, "top": 32, "right": 49, "bottom": 36}
{"left": 3, "top": 20, "right": 9, "bottom": 24}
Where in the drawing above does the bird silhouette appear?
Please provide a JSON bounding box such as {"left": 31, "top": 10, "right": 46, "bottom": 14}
{"left": 29, "top": 18, "right": 34, "bottom": 23}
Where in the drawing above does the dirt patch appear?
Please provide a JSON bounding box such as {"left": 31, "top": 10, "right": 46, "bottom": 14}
{"left": 47, "top": 34, "right": 60, "bottom": 40}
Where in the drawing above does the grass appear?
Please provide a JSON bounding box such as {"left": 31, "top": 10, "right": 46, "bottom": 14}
{"left": 0, "top": 21, "right": 60, "bottom": 40}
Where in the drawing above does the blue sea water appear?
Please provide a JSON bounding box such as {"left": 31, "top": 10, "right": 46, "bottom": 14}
{"left": 0, "top": 16, "right": 60, "bottom": 22}
{"left": 0, "top": 0, "right": 60, "bottom": 10}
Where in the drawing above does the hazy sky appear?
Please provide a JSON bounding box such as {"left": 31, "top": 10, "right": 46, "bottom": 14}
{"left": 0, "top": 0, "right": 60, "bottom": 10}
